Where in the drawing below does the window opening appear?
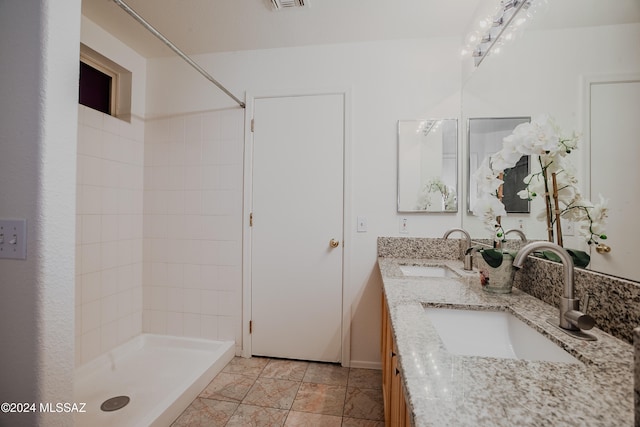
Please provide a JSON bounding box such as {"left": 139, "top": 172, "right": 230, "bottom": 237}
{"left": 79, "top": 44, "right": 132, "bottom": 122}
{"left": 79, "top": 61, "right": 113, "bottom": 115}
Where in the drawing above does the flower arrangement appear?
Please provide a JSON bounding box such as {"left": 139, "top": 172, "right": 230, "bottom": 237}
{"left": 416, "top": 177, "right": 457, "bottom": 211}
{"left": 473, "top": 114, "right": 608, "bottom": 267}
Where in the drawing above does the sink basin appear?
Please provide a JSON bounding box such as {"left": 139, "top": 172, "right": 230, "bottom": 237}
{"left": 423, "top": 307, "right": 580, "bottom": 364}
{"left": 400, "top": 265, "right": 459, "bottom": 278}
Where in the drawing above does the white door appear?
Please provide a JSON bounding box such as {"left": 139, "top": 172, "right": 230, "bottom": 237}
{"left": 250, "top": 94, "right": 344, "bottom": 362}
{"left": 589, "top": 79, "right": 640, "bottom": 281}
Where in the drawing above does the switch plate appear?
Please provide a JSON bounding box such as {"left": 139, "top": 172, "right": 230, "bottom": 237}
{"left": 357, "top": 216, "right": 367, "bottom": 233}
{"left": 563, "top": 220, "right": 575, "bottom": 236}
{"left": 399, "top": 217, "right": 409, "bottom": 234}
{"left": 0, "top": 219, "right": 27, "bottom": 260}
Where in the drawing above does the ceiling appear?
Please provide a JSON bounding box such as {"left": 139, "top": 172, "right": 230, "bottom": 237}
{"left": 82, "top": 0, "right": 483, "bottom": 58}
{"left": 82, "top": 0, "right": 640, "bottom": 59}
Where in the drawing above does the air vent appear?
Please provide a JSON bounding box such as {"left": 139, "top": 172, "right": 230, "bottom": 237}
{"left": 270, "top": 0, "right": 308, "bottom": 10}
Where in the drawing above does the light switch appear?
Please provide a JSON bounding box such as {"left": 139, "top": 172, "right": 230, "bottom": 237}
{"left": 0, "top": 219, "right": 27, "bottom": 260}
{"left": 357, "top": 216, "right": 367, "bottom": 233}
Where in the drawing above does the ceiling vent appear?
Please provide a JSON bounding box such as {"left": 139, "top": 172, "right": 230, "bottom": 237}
{"left": 270, "top": 0, "right": 308, "bottom": 10}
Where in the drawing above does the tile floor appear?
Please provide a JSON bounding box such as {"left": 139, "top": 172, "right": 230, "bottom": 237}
{"left": 171, "top": 357, "right": 385, "bottom": 426}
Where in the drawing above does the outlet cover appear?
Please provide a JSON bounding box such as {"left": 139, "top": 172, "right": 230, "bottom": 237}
{"left": 399, "top": 217, "right": 409, "bottom": 234}
{"left": 357, "top": 216, "right": 367, "bottom": 233}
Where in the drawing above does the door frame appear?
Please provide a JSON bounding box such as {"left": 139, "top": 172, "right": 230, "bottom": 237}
{"left": 581, "top": 72, "right": 640, "bottom": 198}
{"left": 241, "top": 88, "right": 353, "bottom": 366}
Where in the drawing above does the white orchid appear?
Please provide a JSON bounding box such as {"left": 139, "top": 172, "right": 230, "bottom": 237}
{"left": 473, "top": 114, "right": 608, "bottom": 247}
{"left": 416, "top": 177, "right": 457, "bottom": 211}
{"left": 504, "top": 114, "right": 559, "bottom": 156}
{"left": 490, "top": 138, "right": 522, "bottom": 171}
{"left": 473, "top": 158, "right": 504, "bottom": 194}
{"left": 570, "top": 194, "right": 609, "bottom": 243}
{"left": 474, "top": 194, "right": 507, "bottom": 239}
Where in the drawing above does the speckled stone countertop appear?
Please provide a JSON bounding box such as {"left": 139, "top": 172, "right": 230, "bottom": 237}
{"left": 379, "top": 257, "right": 634, "bottom": 427}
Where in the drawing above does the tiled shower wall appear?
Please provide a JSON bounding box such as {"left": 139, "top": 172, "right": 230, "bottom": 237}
{"left": 75, "top": 106, "right": 145, "bottom": 366}
{"left": 142, "top": 109, "right": 244, "bottom": 350}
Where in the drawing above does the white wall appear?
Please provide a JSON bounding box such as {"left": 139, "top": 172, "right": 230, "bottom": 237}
{"left": 0, "top": 1, "right": 80, "bottom": 425}
{"left": 75, "top": 17, "right": 148, "bottom": 365}
{"left": 146, "top": 38, "right": 464, "bottom": 366}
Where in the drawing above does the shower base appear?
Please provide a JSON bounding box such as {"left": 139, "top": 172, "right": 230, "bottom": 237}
{"left": 74, "top": 334, "right": 235, "bottom": 427}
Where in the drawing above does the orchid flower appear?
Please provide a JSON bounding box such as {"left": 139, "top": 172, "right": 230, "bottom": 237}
{"left": 473, "top": 114, "right": 608, "bottom": 246}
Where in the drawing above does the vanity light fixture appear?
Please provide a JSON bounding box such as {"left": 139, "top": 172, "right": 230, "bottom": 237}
{"left": 463, "top": 0, "right": 544, "bottom": 67}
{"left": 270, "top": 0, "right": 309, "bottom": 10}
{"left": 417, "top": 120, "right": 440, "bottom": 136}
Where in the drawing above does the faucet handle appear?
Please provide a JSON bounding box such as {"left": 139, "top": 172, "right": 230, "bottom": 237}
{"left": 564, "top": 293, "right": 595, "bottom": 330}
{"left": 581, "top": 293, "right": 590, "bottom": 313}
{"left": 564, "top": 310, "right": 595, "bottom": 330}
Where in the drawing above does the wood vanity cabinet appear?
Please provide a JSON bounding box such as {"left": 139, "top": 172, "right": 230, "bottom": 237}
{"left": 381, "top": 293, "right": 411, "bottom": 427}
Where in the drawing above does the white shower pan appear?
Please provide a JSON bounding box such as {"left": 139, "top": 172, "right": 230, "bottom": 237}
{"left": 74, "top": 334, "right": 235, "bottom": 427}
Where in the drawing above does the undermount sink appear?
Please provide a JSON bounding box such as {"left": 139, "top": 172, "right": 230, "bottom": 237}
{"left": 400, "top": 264, "right": 459, "bottom": 278}
{"left": 423, "top": 307, "right": 580, "bottom": 364}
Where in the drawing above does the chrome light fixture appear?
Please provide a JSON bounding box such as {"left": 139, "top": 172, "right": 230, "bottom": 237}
{"left": 270, "top": 0, "right": 309, "bottom": 10}
{"left": 463, "top": 0, "right": 544, "bottom": 67}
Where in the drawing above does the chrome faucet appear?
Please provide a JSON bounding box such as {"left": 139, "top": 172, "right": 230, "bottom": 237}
{"left": 443, "top": 228, "right": 473, "bottom": 271}
{"left": 504, "top": 228, "right": 527, "bottom": 243}
{"left": 513, "top": 241, "right": 596, "bottom": 338}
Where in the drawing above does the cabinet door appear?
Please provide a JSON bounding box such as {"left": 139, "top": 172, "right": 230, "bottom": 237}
{"left": 391, "top": 346, "right": 400, "bottom": 425}
{"left": 391, "top": 340, "right": 407, "bottom": 426}
{"left": 382, "top": 292, "right": 410, "bottom": 427}
{"left": 382, "top": 294, "right": 392, "bottom": 426}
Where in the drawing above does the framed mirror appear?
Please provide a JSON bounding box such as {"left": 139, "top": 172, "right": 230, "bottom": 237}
{"left": 397, "top": 119, "right": 458, "bottom": 213}
{"left": 467, "top": 117, "right": 531, "bottom": 214}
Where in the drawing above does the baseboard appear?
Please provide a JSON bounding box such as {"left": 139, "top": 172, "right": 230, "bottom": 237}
{"left": 349, "top": 360, "right": 382, "bottom": 370}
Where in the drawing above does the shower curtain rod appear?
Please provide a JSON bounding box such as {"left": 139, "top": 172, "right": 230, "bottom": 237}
{"left": 112, "top": 0, "right": 246, "bottom": 109}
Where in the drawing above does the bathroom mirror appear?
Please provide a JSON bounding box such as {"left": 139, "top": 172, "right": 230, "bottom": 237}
{"left": 467, "top": 117, "right": 530, "bottom": 214}
{"left": 461, "top": 0, "right": 640, "bottom": 282}
{"left": 397, "top": 119, "right": 458, "bottom": 213}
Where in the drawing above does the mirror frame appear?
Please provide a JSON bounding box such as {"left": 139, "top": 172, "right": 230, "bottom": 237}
{"left": 397, "top": 119, "right": 458, "bottom": 213}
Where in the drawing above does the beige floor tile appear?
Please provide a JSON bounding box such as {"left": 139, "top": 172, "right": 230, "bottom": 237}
{"left": 290, "top": 382, "right": 346, "bottom": 416}
{"left": 347, "top": 368, "right": 382, "bottom": 390}
{"left": 302, "top": 362, "right": 349, "bottom": 386}
{"left": 225, "top": 404, "right": 288, "bottom": 427}
{"left": 261, "top": 359, "right": 309, "bottom": 381}
{"left": 243, "top": 377, "right": 300, "bottom": 410}
{"left": 223, "top": 356, "right": 271, "bottom": 378}
{"left": 171, "top": 397, "right": 238, "bottom": 427}
{"left": 182, "top": 358, "right": 390, "bottom": 426}
{"left": 284, "top": 410, "right": 342, "bottom": 427}
{"left": 200, "top": 372, "right": 256, "bottom": 403}
{"left": 343, "top": 387, "right": 384, "bottom": 421}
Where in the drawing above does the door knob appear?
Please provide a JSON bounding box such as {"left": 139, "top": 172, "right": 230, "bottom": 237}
{"left": 596, "top": 243, "right": 611, "bottom": 254}
{"left": 329, "top": 239, "right": 340, "bottom": 248}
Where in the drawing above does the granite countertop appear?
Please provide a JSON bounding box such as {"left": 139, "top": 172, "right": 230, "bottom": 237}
{"left": 378, "top": 257, "right": 634, "bottom": 427}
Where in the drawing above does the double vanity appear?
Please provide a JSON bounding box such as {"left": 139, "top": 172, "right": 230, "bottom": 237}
{"left": 378, "top": 237, "right": 634, "bottom": 426}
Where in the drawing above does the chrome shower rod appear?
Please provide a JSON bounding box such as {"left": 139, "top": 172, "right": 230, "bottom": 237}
{"left": 112, "top": 0, "right": 245, "bottom": 108}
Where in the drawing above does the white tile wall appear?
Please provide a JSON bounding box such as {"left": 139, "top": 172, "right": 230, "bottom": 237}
{"left": 75, "top": 106, "right": 243, "bottom": 365}
{"left": 143, "top": 109, "right": 244, "bottom": 348}
{"left": 75, "top": 106, "right": 144, "bottom": 366}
